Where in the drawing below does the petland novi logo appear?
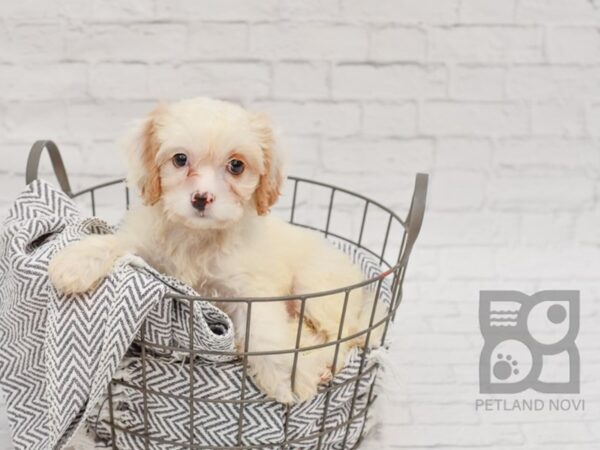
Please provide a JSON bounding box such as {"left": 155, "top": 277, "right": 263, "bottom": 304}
{"left": 479, "top": 290, "right": 580, "bottom": 394}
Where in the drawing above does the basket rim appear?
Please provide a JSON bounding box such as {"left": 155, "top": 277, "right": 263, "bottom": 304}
{"left": 26, "top": 139, "right": 426, "bottom": 304}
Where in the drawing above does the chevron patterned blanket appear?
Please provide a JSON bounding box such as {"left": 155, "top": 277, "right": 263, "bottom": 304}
{"left": 0, "top": 181, "right": 235, "bottom": 450}
{"left": 0, "top": 180, "right": 391, "bottom": 450}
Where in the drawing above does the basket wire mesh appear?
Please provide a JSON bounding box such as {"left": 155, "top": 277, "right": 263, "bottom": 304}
{"left": 26, "top": 140, "right": 428, "bottom": 450}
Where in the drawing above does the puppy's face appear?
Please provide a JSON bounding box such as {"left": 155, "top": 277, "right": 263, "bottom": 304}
{"left": 125, "top": 98, "right": 283, "bottom": 229}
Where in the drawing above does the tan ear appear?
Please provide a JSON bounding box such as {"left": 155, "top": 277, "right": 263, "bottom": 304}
{"left": 250, "top": 112, "right": 284, "bottom": 215}
{"left": 124, "top": 105, "right": 164, "bottom": 205}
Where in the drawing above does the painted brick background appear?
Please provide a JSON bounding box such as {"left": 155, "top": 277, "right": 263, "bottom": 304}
{"left": 1, "top": 0, "right": 600, "bottom": 448}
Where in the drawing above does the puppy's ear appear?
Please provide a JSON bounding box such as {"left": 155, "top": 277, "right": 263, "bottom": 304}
{"left": 250, "top": 112, "right": 284, "bottom": 215}
{"left": 123, "top": 105, "right": 165, "bottom": 205}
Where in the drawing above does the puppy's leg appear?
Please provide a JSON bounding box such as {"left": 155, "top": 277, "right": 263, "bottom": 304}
{"left": 222, "top": 300, "right": 337, "bottom": 404}
{"left": 291, "top": 336, "right": 337, "bottom": 402}
{"left": 293, "top": 263, "right": 367, "bottom": 375}
{"left": 237, "top": 301, "right": 298, "bottom": 404}
{"left": 229, "top": 300, "right": 325, "bottom": 404}
{"left": 302, "top": 288, "right": 390, "bottom": 379}
{"left": 49, "top": 234, "right": 127, "bottom": 295}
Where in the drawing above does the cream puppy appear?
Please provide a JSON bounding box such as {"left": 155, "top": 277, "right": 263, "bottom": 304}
{"left": 49, "top": 98, "right": 375, "bottom": 403}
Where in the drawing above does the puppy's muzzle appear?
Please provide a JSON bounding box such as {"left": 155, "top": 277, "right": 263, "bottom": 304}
{"left": 191, "top": 192, "right": 215, "bottom": 212}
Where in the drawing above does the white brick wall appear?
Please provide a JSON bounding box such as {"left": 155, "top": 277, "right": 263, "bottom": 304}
{"left": 1, "top": 0, "right": 600, "bottom": 448}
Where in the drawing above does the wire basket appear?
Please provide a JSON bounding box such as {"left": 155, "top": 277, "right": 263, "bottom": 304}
{"left": 26, "top": 140, "right": 428, "bottom": 450}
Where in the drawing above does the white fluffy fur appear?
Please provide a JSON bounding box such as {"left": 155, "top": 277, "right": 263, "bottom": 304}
{"left": 49, "top": 97, "right": 380, "bottom": 403}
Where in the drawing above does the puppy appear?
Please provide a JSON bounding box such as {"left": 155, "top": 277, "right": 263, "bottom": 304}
{"left": 49, "top": 98, "right": 380, "bottom": 403}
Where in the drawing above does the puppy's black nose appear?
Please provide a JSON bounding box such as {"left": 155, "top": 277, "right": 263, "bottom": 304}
{"left": 191, "top": 192, "right": 215, "bottom": 211}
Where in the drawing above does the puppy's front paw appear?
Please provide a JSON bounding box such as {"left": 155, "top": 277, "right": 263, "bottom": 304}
{"left": 49, "top": 245, "right": 105, "bottom": 295}
{"left": 48, "top": 236, "right": 121, "bottom": 295}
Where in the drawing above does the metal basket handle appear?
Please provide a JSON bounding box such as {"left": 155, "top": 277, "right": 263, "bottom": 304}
{"left": 399, "top": 172, "right": 428, "bottom": 267}
{"left": 26, "top": 140, "right": 73, "bottom": 196}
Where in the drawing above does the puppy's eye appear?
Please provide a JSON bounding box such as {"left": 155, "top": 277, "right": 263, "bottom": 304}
{"left": 227, "top": 159, "right": 245, "bottom": 175}
{"left": 172, "top": 153, "right": 188, "bottom": 168}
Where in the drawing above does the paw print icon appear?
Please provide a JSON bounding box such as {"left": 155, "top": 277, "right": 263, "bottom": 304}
{"left": 479, "top": 290, "right": 579, "bottom": 394}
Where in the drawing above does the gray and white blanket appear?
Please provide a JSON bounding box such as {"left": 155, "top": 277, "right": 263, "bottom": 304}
{"left": 0, "top": 180, "right": 390, "bottom": 450}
